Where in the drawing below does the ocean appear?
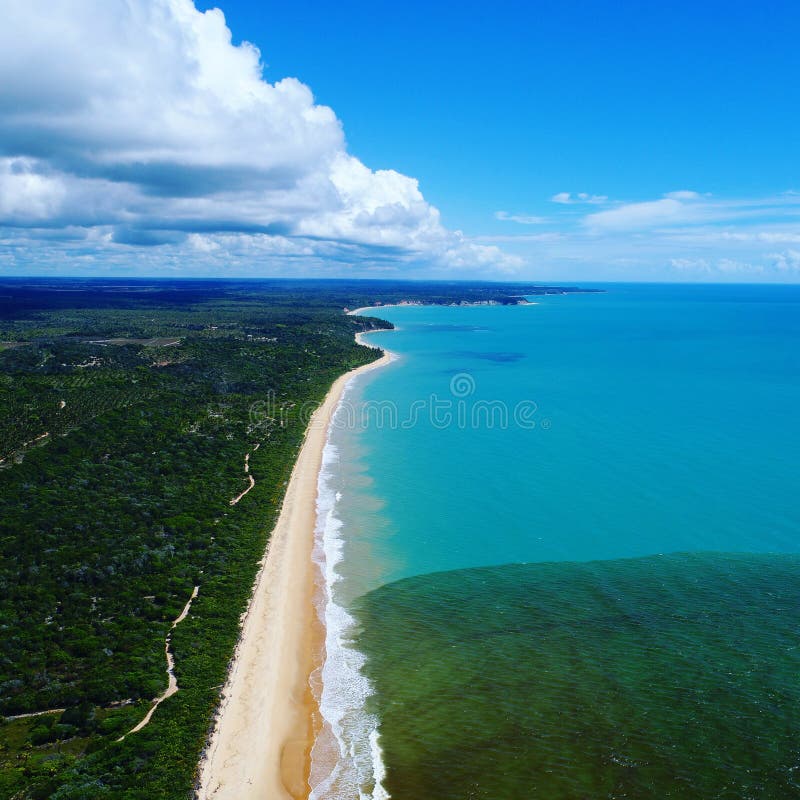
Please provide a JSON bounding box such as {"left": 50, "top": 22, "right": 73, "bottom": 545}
{"left": 311, "top": 283, "right": 800, "bottom": 799}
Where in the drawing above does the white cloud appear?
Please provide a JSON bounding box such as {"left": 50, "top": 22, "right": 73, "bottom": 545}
{"left": 477, "top": 189, "right": 800, "bottom": 282}
{"left": 664, "top": 190, "right": 703, "bottom": 201}
{"left": 718, "top": 258, "right": 763, "bottom": 274}
{"left": 584, "top": 191, "right": 710, "bottom": 231}
{"left": 668, "top": 256, "right": 763, "bottom": 276}
{"left": 551, "top": 192, "right": 608, "bottom": 205}
{"left": 729, "top": 231, "right": 800, "bottom": 244}
{"left": 584, "top": 191, "right": 800, "bottom": 234}
{"left": 0, "top": 159, "right": 67, "bottom": 221}
{"left": 494, "top": 211, "right": 547, "bottom": 225}
{"left": 585, "top": 197, "right": 691, "bottom": 231}
{"left": 771, "top": 250, "right": 800, "bottom": 272}
{"left": 0, "top": 0, "right": 518, "bottom": 273}
{"left": 670, "top": 257, "right": 710, "bottom": 272}
{"left": 764, "top": 232, "right": 800, "bottom": 244}
{"left": 476, "top": 232, "right": 562, "bottom": 244}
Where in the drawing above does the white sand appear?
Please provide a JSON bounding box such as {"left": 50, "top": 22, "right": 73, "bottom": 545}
{"left": 197, "top": 345, "right": 392, "bottom": 800}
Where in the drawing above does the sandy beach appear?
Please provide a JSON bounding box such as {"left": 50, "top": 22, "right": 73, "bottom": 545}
{"left": 196, "top": 336, "right": 392, "bottom": 800}
{"left": 348, "top": 304, "right": 405, "bottom": 316}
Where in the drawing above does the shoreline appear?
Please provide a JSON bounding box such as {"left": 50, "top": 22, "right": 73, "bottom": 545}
{"left": 347, "top": 298, "right": 539, "bottom": 317}
{"left": 347, "top": 305, "right": 389, "bottom": 316}
{"left": 196, "top": 336, "right": 393, "bottom": 800}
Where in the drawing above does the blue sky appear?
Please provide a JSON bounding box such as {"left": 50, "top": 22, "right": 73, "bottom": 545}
{"left": 2, "top": 0, "right": 800, "bottom": 280}
{"left": 203, "top": 0, "right": 800, "bottom": 229}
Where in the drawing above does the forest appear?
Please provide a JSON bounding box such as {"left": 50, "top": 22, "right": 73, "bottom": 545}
{"left": 0, "top": 278, "right": 585, "bottom": 798}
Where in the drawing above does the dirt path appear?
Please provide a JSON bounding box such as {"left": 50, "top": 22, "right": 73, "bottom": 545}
{"left": 0, "top": 431, "right": 51, "bottom": 468}
{"left": 2, "top": 707, "right": 66, "bottom": 721}
{"left": 22, "top": 432, "right": 49, "bottom": 448}
{"left": 229, "top": 451, "right": 256, "bottom": 505}
{"left": 119, "top": 585, "right": 200, "bottom": 740}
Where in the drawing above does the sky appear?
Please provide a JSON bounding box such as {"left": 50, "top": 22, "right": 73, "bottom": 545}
{"left": 1, "top": 0, "right": 800, "bottom": 281}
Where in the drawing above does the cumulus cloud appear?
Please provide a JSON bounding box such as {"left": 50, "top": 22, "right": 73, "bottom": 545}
{"left": 0, "top": 0, "right": 518, "bottom": 273}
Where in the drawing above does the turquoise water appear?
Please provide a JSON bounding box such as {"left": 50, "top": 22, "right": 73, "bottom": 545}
{"left": 347, "top": 284, "right": 800, "bottom": 580}
{"left": 313, "top": 284, "right": 800, "bottom": 799}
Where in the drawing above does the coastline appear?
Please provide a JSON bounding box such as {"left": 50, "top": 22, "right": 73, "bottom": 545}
{"left": 347, "top": 298, "right": 539, "bottom": 317}
{"left": 196, "top": 336, "right": 393, "bottom": 800}
{"left": 348, "top": 305, "right": 386, "bottom": 316}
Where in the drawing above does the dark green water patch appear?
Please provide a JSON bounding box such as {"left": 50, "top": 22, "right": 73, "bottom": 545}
{"left": 447, "top": 349, "right": 526, "bottom": 362}
{"left": 356, "top": 553, "right": 800, "bottom": 799}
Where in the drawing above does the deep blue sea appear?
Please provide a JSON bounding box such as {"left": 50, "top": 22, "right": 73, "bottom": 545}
{"left": 311, "top": 284, "right": 800, "bottom": 800}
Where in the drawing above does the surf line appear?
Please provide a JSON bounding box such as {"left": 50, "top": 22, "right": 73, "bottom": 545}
{"left": 309, "top": 325, "right": 395, "bottom": 800}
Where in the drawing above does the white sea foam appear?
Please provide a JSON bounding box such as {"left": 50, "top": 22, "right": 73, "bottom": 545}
{"left": 309, "top": 387, "right": 390, "bottom": 800}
